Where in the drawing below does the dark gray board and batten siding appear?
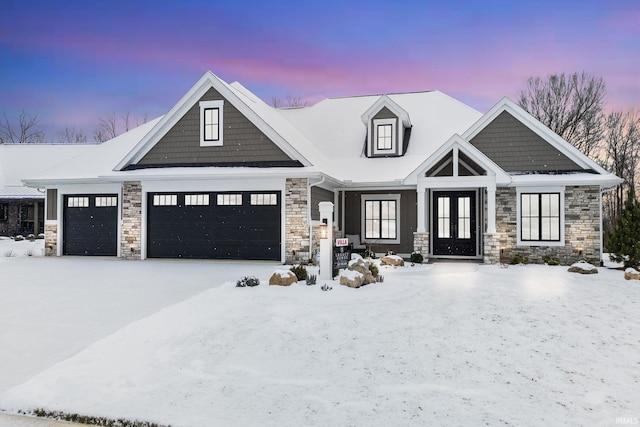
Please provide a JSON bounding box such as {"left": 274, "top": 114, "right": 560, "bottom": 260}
{"left": 134, "top": 88, "right": 299, "bottom": 168}
{"left": 46, "top": 189, "right": 58, "bottom": 221}
{"left": 469, "top": 111, "right": 584, "bottom": 172}
{"left": 310, "top": 187, "right": 334, "bottom": 221}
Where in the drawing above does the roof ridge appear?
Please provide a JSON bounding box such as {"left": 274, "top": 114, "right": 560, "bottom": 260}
{"left": 328, "top": 90, "right": 436, "bottom": 100}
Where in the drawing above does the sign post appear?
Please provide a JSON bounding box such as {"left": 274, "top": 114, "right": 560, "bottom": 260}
{"left": 318, "top": 202, "right": 334, "bottom": 280}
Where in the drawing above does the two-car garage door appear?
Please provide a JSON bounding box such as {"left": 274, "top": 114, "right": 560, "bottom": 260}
{"left": 63, "top": 191, "right": 281, "bottom": 260}
{"left": 147, "top": 191, "right": 281, "bottom": 260}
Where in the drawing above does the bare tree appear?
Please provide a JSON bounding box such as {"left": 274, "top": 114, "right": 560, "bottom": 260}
{"left": 0, "top": 111, "right": 45, "bottom": 143}
{"left": 93, "top": 111, "right": 149, "bottom": 142}
{"left": 602, "top": 110, "right": 640, "bottom": 226}
{"left": 518, "top": 72, "right": 606, "bottom": 158}
{"left": 271, "top": 95, "right": 308, "bottom": 108}
{"left": 57, "top": 126, "right": 88, "bottom": 144}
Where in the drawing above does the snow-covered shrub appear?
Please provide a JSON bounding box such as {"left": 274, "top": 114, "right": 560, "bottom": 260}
{"left": 410, "top": 252, "right": 424, "bottom": 264}
{"left": 37, "top": 233, "right": 45, "bottom": 239}
{"left": 236, "top": 276, "right": 260, "bottom": 287}
{"left": 307, "top": 274, "right": 317, "bottom": 285}
{"left": 510, "top": 253, "right": 529, "bottom": 265}
{"left": 14, "top": 235, "right": 24, "bottom": 241}
{"left": 27, "top": 234, "right": 36, "bottom": 241}
{"left": 376, "top": 275, "right": 384, "bottom": 283}
{"left": 543, "top": 255, "right": 559, "bottom": 266}
{"left": 289, "top": 264, "right": 308, "bottom": 281}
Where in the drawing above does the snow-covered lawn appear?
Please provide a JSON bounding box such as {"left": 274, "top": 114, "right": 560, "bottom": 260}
{"left": 1, "top": 250, "right": 639, "bottom": 426}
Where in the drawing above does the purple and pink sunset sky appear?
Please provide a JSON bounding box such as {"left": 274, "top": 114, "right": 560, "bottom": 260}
{"left": 1, "top": 0, "right": 639, "bottom": 141}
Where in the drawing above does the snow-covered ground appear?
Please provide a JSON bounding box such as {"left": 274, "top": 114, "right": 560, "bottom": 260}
{"left": 0, "top": 241, "right": 638, "bottom": 426}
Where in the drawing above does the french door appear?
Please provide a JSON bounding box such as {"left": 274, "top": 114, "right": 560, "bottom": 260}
{"left": 432, "top": 191, "right": 477, "bottom": 256}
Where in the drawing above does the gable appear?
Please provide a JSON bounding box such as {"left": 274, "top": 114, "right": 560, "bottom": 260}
{"left": 426, "top": 150, "right": 486, "bottom": 177}
{"left": 133, "top": 87, "right": 300, "bottom": 168}
{"left": 469, "top": 111, "right": 583, "bottom": 173}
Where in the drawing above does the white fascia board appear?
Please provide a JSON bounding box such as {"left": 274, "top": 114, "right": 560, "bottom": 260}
{"left": 462, "top": 97, "right": 609, "bottom": 174}
{"left": 116, "top": 71, "right": 312, "bottom": 170}
{"left": 405, "top": 134, "right": 511, "bottom": 186}
{"left": 509, "top": 173, "right": 623, "bottom": 189}
{"left": 360, "top": 95, "right": 411, "bottom": 127}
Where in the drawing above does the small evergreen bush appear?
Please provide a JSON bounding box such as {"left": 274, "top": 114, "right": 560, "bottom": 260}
{"left": 410, "top": 252, "right": 424, "bottom": 264}
{"left": 236, "top": 276, "right": 260, "bottom": 287}
{"left": 290, "top": 264, "right": 308, "bottom": 281}
{"left": 368, "top": 263, "right": 379, "bottom": 278}
{"left": 510, "top": 253, "right": 529, "bottom": 265}
{"left": 14, "top": 235, "right": 24, "bottom": 241}
{"left": 607, "top": 191, "right": 640, "bottom": 268}
{"left": 543, "top": 255, "right": 560, "bottom": 266}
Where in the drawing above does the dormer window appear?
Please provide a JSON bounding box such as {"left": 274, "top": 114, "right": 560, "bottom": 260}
{"left": 373, "top": 118, "right": 396, "bottom": 154}
{"left": 199, "top": 100, "right": 224, "bottom": 146}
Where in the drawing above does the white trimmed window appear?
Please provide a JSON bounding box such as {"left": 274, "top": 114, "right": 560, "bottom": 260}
{"left": 361, "top": 194, "right": 401, "bottom": 244}
{"left": 0, "top": 204, "right": 7, "bottom": 221}
{"left": 95, "top": 196, "right": 117, "bottom": 207}
{"left": 153, "top": 194, "right": 177, "bottom": 206}
{"left": 199, "top": 100, "right": 224, "bottom": 147}
{"left": 251, "top": 193, "right": 277, "bottom": 205}
{"left": 517, "top": 187, "right": 564, "bottom": 246}
{"left": 185, "top": 194, "right": 210, "bottom": 206}
{"left": 67, "top": 197, "right": 89, "bottom": 208}
{"left": 373, "top": 118, "right": 396, "bottom": 155}
{"left": 217, "top": 194, "right": 242, "bottom": 206}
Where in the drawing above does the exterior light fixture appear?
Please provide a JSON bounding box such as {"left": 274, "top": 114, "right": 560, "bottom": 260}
{"left": 319, "top": 219, "right": 328, "bottom": 239}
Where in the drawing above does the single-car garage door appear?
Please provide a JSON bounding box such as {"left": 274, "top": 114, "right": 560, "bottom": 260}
{"left": 63, "top": 194, "right": 119, "bottom": 256}
{"left": 147, "top": 191, "right": 281, "bottom": 260}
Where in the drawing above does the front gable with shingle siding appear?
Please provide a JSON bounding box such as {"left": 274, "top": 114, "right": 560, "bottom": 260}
{"left": 469, "top": 111, "right": 583, "bottom": 173}
{"left": 133, "top": 87, "right": 300, "bottom": 168}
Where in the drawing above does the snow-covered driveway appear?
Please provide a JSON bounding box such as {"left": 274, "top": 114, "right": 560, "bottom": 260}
{"left": 1, "top": 257, "right": 639, "bottom": 426}
{"left": 0, "top": 256, "right": 281, "bottom": 394}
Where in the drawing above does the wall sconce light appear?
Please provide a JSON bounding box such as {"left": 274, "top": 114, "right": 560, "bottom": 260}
{"left": 130, "top": 246, "right": 135, "bottom": 254}
{"left": 500, "top": 247, "right": 505, "bottom": 254}
{"left": 319, "top": 219, "right": 328, "bottom": 239}
{"left": 578, "top": 248, "right": 583, "bottom": 256}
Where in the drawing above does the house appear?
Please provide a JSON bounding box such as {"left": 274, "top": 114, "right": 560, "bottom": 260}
{"left": 22, "top": 71, "right": 621, "bottom": 263}
{"left": 0, "top": 144, "right": 94, "bottom": 237}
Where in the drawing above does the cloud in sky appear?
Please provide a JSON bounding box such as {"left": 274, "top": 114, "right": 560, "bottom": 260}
{"left": 0, "top": 0, "right": 638, "bottom": 140}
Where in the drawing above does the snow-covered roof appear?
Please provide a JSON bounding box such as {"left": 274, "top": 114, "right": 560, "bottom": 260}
{"left": 278, "top": 91, "right": 483, "bottom": 183}
{"left": 0, "top": 143, "right": 96, "bottom": 197}
{"left": 0, "top": 185, "right": 44, "bottom": 199}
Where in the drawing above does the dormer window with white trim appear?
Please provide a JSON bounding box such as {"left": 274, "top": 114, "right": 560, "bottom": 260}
{"left": 373, "top": 118, "right": 396, "bottom": 154}
{"left": 199, "top": 100, "right": 224, "bottom": 146}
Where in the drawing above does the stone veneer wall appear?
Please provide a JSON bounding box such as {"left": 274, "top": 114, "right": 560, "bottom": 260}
{"left": 44, "top": 223, "right": 57, "bottom": 256}
{"left": 121, "top": 181, "right": 142, "bottom": 260}
{"left": 413, "top": 232, "right": 429, "bottom": 258}
{"left": 285, "top": 178, "right": 310, "bottom": 264}
{"left": 495, "top": 186, "right": 600, "bottom": 264}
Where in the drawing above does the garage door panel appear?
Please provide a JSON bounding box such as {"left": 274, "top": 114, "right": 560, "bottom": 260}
{"left": 147, "top": 191, "right": 281, "bottom": 260}
{"left": 63, "top": 194, "right": 118, "bottom": 256}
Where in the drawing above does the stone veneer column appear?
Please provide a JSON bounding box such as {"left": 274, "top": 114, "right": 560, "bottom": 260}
{"left": 413, "top": 232, "right": 429, "bottom": 259}
{"left": 483, "top": 233, "right": 500, "bottom": 264}
{"left": 285, "top": 178, "right": 310, "bottom": 264}
{"left": 121, "top": 181, "right": 142, "bottom": 260}
{"left": 44, "top": 223, "right": 57, "bottom": 256}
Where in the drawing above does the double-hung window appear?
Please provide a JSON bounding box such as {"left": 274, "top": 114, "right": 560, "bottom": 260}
{"left": 361, "top": 194, "right": 400, "bottom": 244}
{"left": 372, "top": 118, "right": 396, "bottom": 155}
{"left": 199, "top": 100, "right": 224, "bottom": 146}
{"left": 518, "top": 188, "right": 563, "bottom": 245}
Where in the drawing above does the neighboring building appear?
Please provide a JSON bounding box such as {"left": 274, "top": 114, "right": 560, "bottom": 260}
{"left": 22, "top": 71, "right": 621, "bottom": 263}
{"left": 0, "top": 144, "right": 94, "bottom": 237}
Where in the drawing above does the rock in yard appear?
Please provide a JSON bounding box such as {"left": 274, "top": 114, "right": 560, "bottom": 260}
{"left": 624, "top": 267, "right": 640, "bottom": 280}
{"left": 381, "top": 255, "right": 405, "bottom": 266}
{"left": 340, "top": 269, "right": 364, "bottom": 288}
{"left": 269, "top": 270, "right": 298, "bottom": 286}
{"left": 567, "top": 261, "right": 598, "bottom": 274}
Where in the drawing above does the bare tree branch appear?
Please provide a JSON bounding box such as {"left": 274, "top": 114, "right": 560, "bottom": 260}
{"left": 93, "top": 111, "right": 118, "bottom": 143}
{"left": 57, "top": 126, "right": 88, "bottom": 144}
{"left": 0, "top": 111, "right": 45, "bottom": 143}
{"left": 272, "top": 95, "right": 308, "bottom": 108}
{"left": 518, "top": 72, "right": 606, "bottom": 158}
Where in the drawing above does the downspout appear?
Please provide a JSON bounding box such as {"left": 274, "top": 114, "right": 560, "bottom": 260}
{"left": 308, "top": 176, "right": 325, "bottom": 264}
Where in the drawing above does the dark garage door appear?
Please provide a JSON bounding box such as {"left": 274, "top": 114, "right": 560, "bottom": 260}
{"left": 63, "top": 194, "right": 118, "bottom": 256}
{"left": 147, "top": 191, "right": 281, "bottom": 260}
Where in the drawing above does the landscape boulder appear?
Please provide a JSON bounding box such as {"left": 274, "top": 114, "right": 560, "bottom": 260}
{"left": 624, "top": 267, "right": 640, "bottom": 280}
{"left": 567, "top": 261, "right": 598, "bottom": 275}
{"left": 339, "top": 269, "right": 365, "bottom": 288}
{"left": 381, "top": 255, "right": 405, "bottom": 267}
{"left": 269, "top": 270, "right": 298, "bottom": 286}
